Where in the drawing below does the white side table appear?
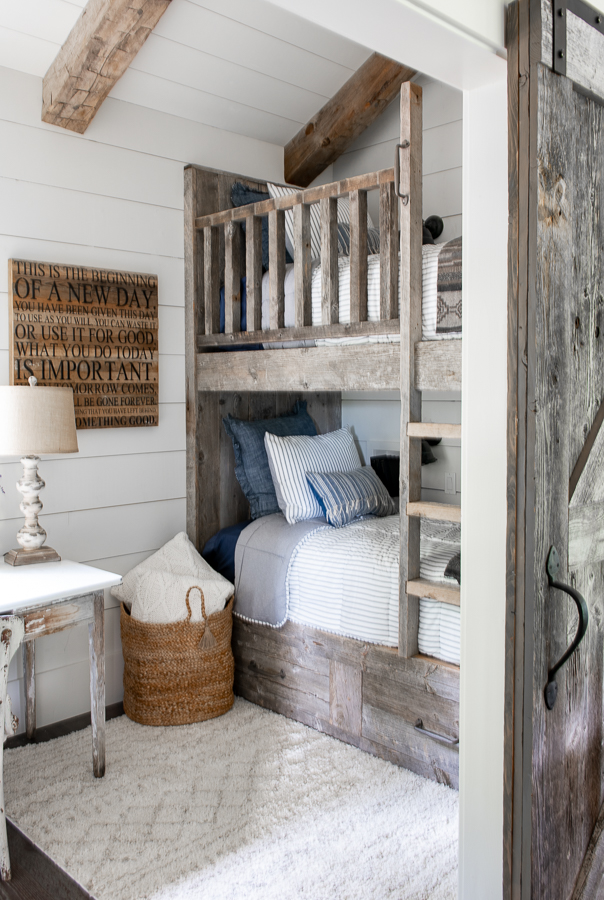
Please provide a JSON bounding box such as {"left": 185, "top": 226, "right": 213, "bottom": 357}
{"left": 0, "top": 560, "right": 121, "bottom": 879}
{"left": 0, "top": 560, "right": 121, "bottom": 775}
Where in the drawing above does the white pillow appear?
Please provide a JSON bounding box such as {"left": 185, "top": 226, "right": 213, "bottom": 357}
{"left": 111, "top": 532, "right": 233, "bottom": 624}
{"left": 266, "top": 183, "right": 375, "bottom": 261}
{"left": 264, "top": 427, "right": 362, "bottom": 524}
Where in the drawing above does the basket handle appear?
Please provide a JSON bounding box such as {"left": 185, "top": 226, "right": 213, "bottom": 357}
{"left": 185, "top": 586, "right": 216, "bottom": 650}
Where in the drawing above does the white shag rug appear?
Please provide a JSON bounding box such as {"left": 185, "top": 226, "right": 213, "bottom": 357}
{"left": 4, "top": 698, "right": 458, "bottom": 900}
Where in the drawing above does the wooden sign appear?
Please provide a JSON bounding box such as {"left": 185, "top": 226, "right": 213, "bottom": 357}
{"left": 8, "top": 259, "right": 159, "bottom": 429}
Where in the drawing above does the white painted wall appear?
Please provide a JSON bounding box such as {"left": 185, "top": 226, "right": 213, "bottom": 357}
{"left": 458, "top": 75, "right": 508, "bottom": 900}
{"left": 0, "top": 64, "right": 283, "bottom": 731}
{"left": 337, "top": 74, "right": 463, "bottom": 506}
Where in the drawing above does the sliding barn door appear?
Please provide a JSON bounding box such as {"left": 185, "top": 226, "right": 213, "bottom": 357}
{"left": 508, "top": 2, "right": 604, "bottom": 898}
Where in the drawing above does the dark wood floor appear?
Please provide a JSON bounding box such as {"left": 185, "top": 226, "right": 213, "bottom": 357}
{"left": 0, "top": 702, "right": 124, "bottom": 900}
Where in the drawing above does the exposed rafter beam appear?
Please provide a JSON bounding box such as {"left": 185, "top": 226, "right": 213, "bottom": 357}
{"left": 284, "top": 52, "right": 416, "bottom": 188}
{"left": 42, "top": 0, "right": 172, "bottom": 134}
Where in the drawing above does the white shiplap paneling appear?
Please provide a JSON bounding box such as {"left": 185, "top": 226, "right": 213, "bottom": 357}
{"left": 0, "top": 62, "right": 284, "bottom": 732}
{"left": 0, "top": 0, "right": 371, "bottom": 146}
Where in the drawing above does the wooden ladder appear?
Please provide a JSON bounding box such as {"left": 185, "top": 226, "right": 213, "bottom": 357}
{"left": 398, "top": 81, "right": 460, "bottom": 659}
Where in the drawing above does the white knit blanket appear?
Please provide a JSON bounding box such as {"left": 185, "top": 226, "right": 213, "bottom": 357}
{"left": 112, "top": 532, "right": 233, "bottom": 624}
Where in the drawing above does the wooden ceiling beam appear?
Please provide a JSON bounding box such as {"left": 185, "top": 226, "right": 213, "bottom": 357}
{"left": 284, "top": 52, "right": 416, "bottom": 188}
{"left": 42, "top": 0, "right": 172, "bottom": 134}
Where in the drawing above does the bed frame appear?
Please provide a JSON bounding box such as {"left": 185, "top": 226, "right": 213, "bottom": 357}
{"left": 184, "top": 84, "right": 463, "bottom": 787}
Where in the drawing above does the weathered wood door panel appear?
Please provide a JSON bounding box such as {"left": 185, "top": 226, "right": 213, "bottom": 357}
{"left": 508, "top": 3, "right": 604, "bottom": 897}
{"left": 531, "top": 65, "right": 604, "bottom": 900}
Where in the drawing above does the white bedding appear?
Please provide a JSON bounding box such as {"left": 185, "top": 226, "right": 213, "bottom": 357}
{"left": 417, "top": 521, "right": 461, "bottom": 665}
{"left": 286, "top": 515, "right": 460, "bottom": 662}
{"left": 260, "top": 246, "right": 462, "bottom": 343}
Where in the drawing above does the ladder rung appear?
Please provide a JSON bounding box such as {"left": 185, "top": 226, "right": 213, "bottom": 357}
{"left": 407, "top": 501, "right": 461, "bottom": 523}
{"left": 407, "top": 423, "right": 461, "bottom": 440}
{"left": 407, "top": 578, "right": 460, "bottom": 606}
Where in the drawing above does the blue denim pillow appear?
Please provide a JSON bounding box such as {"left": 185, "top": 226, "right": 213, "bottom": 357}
{"left": 306, "top": 466, "right": 395, "bottom": 527}
{"left": 223, "top": 401, "right": 317, "bottom": 520}
{"left": 230, "top": 183, "right": 293, "bottom": 270}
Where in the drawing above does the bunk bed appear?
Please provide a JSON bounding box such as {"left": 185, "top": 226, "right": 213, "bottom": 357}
{"left": 184, "top": 83, "right": 462, "bottom": 788}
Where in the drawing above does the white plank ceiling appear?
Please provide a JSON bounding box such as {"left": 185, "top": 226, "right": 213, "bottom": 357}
{"left": 0, "top": 0, "right": 374, "bottom": 145}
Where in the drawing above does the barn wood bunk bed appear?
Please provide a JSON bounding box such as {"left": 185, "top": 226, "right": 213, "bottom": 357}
{"left": 184, "top": 84, "right": 463, "bottom": 787}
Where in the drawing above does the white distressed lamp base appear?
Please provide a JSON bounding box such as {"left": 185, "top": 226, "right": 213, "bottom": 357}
{"left": 4, "top": 546, "right": 61, "bottom": 567}
{"left": 4, "top": 456, "right": 61, "bottom": 567}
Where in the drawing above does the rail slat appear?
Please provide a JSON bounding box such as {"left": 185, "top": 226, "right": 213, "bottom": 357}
{"left": 268, "top": 209, "right": 285, "bottom": 330}
{"left": 203, "top": 225, "right": 219, "bottom": 335}
{"left": 294, "top": 203, "right": 312, "bottom": 327}
{"left": 246, "top": 215, "right": 263, "bottom": 333}
{"left": 321, "top": 197, "right": 338, "bottom": 325}
{"left": 349, "top": 189, "right": 368, "bottom": 323}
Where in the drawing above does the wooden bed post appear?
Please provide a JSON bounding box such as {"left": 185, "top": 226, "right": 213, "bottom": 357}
{"left": 398, "top": 82, "right": 423, "bottom": 657}
{"left": 184, "top": 165, "right": 205, "bottom": 551}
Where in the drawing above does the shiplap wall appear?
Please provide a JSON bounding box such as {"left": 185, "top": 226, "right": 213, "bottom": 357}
{"left": 338, "top": 75, "right": 463, "bottom": 506}
{"left": 0, "top": 64, "right": 283, "bottom": 731}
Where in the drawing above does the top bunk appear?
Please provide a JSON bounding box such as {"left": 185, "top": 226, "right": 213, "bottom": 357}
{"left": 184, "top": 82, "right": 462, "bottom": 394}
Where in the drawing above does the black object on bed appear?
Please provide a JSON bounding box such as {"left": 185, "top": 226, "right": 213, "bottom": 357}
{"left": 202, "top": 520, "right": 250, "bottom": 584}
{"left": 445, "top": 552, "right": 461, "bottom": 584}
{"left": 371, "top": 441, "right": 440, "bottom": 497}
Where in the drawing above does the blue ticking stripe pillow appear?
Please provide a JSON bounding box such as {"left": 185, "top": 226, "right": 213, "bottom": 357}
{"left": 223, "top": 401, "right": 317, "bottom": 520}
{"left": 264, "top": 427, "right": 362, "bottom": 524}
{"left": 306, "top": 466, "right": 396, "bottom": 528}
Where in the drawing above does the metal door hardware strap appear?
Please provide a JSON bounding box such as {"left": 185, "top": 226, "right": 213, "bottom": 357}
{"left": 553, "top": 0, "right": 604, "bottom": 76}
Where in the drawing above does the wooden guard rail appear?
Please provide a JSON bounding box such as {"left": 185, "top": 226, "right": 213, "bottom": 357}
{"left": 194, "top": 168, "right": 400, "bottom": 346}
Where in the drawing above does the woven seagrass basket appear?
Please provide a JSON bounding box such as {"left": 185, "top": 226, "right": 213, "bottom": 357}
{"left": 120, "top": 586, "right": 234, "bottom": 727}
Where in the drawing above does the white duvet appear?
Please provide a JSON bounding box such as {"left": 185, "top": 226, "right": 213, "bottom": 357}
{"left": 260, "top": 246, "right": 462, "bottom": 343}
{"left": 286, "top": 516, "right": 460, "bottom": 664}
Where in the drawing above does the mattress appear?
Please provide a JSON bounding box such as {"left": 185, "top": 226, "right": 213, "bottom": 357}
{"left": 287, "top": 515, "right": 460, "bottom": 659}
{"left": 259, "top": 245, "right": 462, "bottom": 343}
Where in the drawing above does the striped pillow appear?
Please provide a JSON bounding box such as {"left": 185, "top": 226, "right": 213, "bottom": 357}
{"left": 306, "top": 466, "right": 396, "bottom": 527}
{"left": 264, "top": 427, "right": 362, "bottom": 524}
{"left": 266, "top": 183, "right": 375, "bottom": 261}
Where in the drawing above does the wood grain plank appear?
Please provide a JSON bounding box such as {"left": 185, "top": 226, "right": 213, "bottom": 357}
{"left": 380, "top": 181, "right": 399, "bottom": 321}
{"left": 218, "top": 391, "right": 249, "bottom": 529}
{"left": 198, "top": 319, "right": 400, "bottom": 347}
{"left": 184, "top": 165, "right": 204, "bottom": 550}
{"left": 329, "top": 660, "right": 362, "bottom": 736}
{"left": 407, "top": 423, "right": 461, "bottom": 440}
{"left": 569, "top": 502, "right": 604, "bottom": 568}
{"left": 196, "top": 391, "right": 221, "bottom": 549}
{"left": 399, "top": 82, "right": 423, "bottom": 658}
{"left": 349, "top": 189, "right": 368, "bottom": 323}
{"left": 204, "top": 226, "right": 220, "bottom": 336}
{"left": 415, "top": 340, "right": 462, "bottom": 391}
{"left": 197, "top": 344, "right": 400, "bottom": 392}
{"left": 88, "top": 590, "right": 105, "bottom": 778}
{"left": 268, "top": 209, "right": 285, "bottom": 330}
{"left": 246, "top": 216, "right": 263, "bottom": 333}
{"left": 406, "top": 579, "right": 460, "bottom": 606}
{"left": 42, "top": 0, "right": 172, "bottom": 134}
{"left": 294, "top": 203, "right": 312, "bottom": 327}
{"left": 407, "top": 501, "right": 461, "bottom": 523}
{"left": 284, "top": 53, "right": 415, "bottom": 187}
{"left": 194, "top": 169, "right": 396, "bottom": 230}
{"left": 320, "top": 197, "right": 338, "bottom": 325}
{"left": 224, "top": 221, "right": 241, "bottom": 334}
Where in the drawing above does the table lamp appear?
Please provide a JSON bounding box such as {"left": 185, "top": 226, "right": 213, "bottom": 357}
{"left": 0, "top": 377, "right": 78, "bottom": 566}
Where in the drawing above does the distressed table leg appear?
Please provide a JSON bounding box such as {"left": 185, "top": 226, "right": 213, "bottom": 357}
{"left": 0, "top": 618, "right": 25, "bottom": 881}
{"left": 23, "top": 641, "right": 35, "bottom": 741}
{"left": 88, "top": 591, "right": 105, "bottom": 778}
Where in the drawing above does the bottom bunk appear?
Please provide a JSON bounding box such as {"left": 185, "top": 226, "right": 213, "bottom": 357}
{"left": 232, "top": 617, "right": 460, "bottom": 788}
{"left": 190, "top": 388, "right": 461, "bottom": 788}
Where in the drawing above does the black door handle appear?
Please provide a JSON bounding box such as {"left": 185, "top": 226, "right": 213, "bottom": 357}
{"left": 544, "top": 545, "right": 589, "bottom": 710}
